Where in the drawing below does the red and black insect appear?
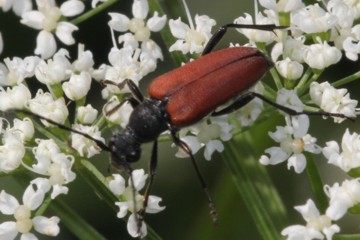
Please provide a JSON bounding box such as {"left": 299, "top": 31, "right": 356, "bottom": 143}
{"left": 10, "top": 23, "right": 350, "bottom": 233}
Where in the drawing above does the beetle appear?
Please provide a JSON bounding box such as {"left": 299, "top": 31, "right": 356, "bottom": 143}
{"left": 9, "top": 23, "right": 350, "bottom": 235}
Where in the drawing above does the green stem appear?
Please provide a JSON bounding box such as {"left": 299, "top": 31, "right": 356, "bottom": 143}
{"left": 332, "top": 70, "right": 360, "bottom": 88}
{"left": 305, "top": 154, "right": 328, "bottom": 213}
{"left": 49, "top": 199, "right": 107, "bottom": 240}
{"left": 222, "top": 136, "right": 287, "bottom": 240}
{"left": 71, "top": 0, "right": 119, "bottom": 25}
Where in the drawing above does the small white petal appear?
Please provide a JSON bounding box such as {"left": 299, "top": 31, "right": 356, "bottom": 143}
{"left": 35, "top": 31, "right": 57, "bottom": 59}
{"left": 109, "top": 174, "right": 126, "bottom": 196}
{"left": 127, "top": 213, "right": 147, "bottom": 238}
{"left": 21, "top": 11, "right": 45, "bottom": 30}
{"left": 23, "top": 183, "right": 45, "bottom": 210}
{"left": 0, "top": 190, "right": 19, "bottom": 215}
{"left": 132, "top": 0, "right": 148, "bottom": 19}
{"left": 108, "top": 13, "right": 130, "bottom": 32}
{"left": 33, "top": 216, "right": 60, "bottom": 236}
{"left": 0, "top": 221, "right": 17, "bottom": 239}
{"left": 147, "top": 12, "right": 166, "bottom": 32}
{"left": 55, "top": 22, "right": 78, "bottom": 45}
{"left": 60, "top": 0, "right": 85, "bottom": 17}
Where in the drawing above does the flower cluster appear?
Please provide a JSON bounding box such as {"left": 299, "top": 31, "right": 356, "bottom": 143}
{"left": 0, "top": 0, "right": 359, "bottom": 239}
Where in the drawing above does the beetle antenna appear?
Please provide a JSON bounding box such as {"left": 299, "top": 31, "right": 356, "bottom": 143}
{"left": 5, "top": 109, "right": 111, "bottom": 152}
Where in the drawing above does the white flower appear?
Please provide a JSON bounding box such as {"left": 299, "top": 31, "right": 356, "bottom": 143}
{"left": 0, "top": 182, "right": 60, "bottom": 239}
{"left": 21, "top": 0, "right": 83, "bottom": 59}
{"left": 35, "top": 48, "right": 72, "bottom": 85}
{"left": 25, "top": 89, "right": 69, "bottom": 127}
{"left": 108, "top": 169, "right": 165, "bottom": 238}
{"left": 276, "top": 58, "right": 303, "bottom": 80}
{"left": 310, "top": 82, "right": 357, "bottom": 123}
{"left": 62, "top": 72, "right": 92, "bottom": 100}
{"left": 72, "top": 44, "right": 95, "bottom": 73}
{"left": 324, "top": 179, "right": 360, "bottom": 221}
{"left": 169, "top": 14, "right": 216, "bottom": 54}
{"left": 303, "top": 39, "right": 342, "bottom": 70}
{"left": 108, "top": 0, "right": 166, "bottom": 61}
{"left": 259, "top": 115, "right": 321, "bottom": 173}
{"left": 109, "top": 0, "right": 166, "bottom": 42}
{"left": 11, "top": 117, "right": 34, "bottom": 142}
{"left": 76, "top": 104, "right": 98, "bottom": 124}
{"left": 0, "top": 84, "right": 31, "bottom": 111}
{"left": 176, "top": 117, "right": 234, "bottom": 160}
{"left": 0, "top": 56, "right": 41, "bottom": 86}
{"left": 282, "top": 199, "right": 340, "bottom": 240}
{"left": 71, "top": 124, "right": 104, "bottom": 158}
{"left": 0, "top": 131, "right": 25, "bottom": 173}
{"left": 27, "top": 140, "right": 76, "bottom": 198}
{"left": 234, "top": 97, "right": 263, "bottom": 127}
{"left": 292, "top": 4, "right": 337, "bottom": 34}
{"left": 323, "top": 129, "right": 360, "bottom": 172}
{"left": 234, "top": 12, "right": 276, "bottom": 45}
{"left": 276, "top": 88, "right": 305, "bottom": 112}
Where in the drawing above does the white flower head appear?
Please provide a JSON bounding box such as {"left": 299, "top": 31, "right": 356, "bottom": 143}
{"left": 282, "top": 199, "right": 340, "bottom": 240}
{"left": 259, "top": 115, "right": 321, "bottom": 173}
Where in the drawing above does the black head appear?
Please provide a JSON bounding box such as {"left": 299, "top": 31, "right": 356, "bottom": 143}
{"left": 109, "top": 128, "right": 141, "bottom": 168}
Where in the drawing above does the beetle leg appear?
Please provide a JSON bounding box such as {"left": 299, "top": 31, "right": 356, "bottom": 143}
{"left": 104, "top": 96, "right": 139, "bottom": 117}
{"left": 169, "top": 128, "right": 218, "bottom": 224}
{"left": 212, "top": 92, "right": 255, "bottom": 116}
{"left": 138, "top": 140, "right": 158, "bottom": 227}
{"left": 202, "top": 23, "right": 287, "bottom": 55}
{"left": 101, "top": 79, "right": 144, "bottom": 103}
{"left": 213, "top": 91, "right": 354, "bottom": 121}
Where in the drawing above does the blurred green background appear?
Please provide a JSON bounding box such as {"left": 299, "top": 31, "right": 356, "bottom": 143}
{"left": 0, "top": 0, "right": 360, "bottom": 239}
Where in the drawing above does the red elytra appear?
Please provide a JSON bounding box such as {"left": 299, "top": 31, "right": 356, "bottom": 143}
{"left": 148, "top": 47, "right": 272, "bottom": 128}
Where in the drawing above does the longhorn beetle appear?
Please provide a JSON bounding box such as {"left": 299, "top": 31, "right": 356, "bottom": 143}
{"left": 7, "top": 23, "right": 352, "bottom": 237}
